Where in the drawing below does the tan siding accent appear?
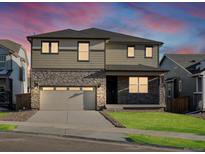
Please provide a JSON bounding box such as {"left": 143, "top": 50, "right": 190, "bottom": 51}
{"left": 32, "top": 50, "right": 104, "bottom": 69}
{"left": 106, "top": 43, "right": 158, "bottom": 67}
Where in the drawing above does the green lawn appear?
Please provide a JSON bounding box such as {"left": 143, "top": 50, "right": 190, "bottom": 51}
{"left": 0, "top": 124, "right": 16, "bottom": 131}
{"left": 129, "top": 134, "right": 205, "bottom": 151}
{"left": 0, "top": 112, "right": 16, "bottom": 131}
{"left": 0, "top": 112, "right": 9, "bottom": 117}
{"left": 108, "top": 112, "right": 205, "bottom": 135}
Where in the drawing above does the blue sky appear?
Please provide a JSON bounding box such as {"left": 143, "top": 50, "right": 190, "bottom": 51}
{"left": 0, "top": 2, "right": 205, "bottom": 58}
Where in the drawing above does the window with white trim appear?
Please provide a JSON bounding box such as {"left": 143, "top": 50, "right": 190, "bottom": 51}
{"left": 69, "top": 87, "right": 81, "bottom": 91}
{"left": 129, "top": 77, "right": 148, "bottom": 93}
{"left": 0, "top": 55, "right": 6, "bottom": 68}
{"left": 56, "top": 87, "right": 67, "bottom": 91}
{"left": 78, "top": 42, "right": 89, "bottom": 61}
{"left": 42, "top": 87, "right": 54, "bottom": 91}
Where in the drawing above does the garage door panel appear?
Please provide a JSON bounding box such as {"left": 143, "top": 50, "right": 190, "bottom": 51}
{"left": 40, "top": 91, "right": 84, "bottom": 111}
{"left": 67, "top": 91, "right": 84, "bottom": 110}
{"left": 40, "top": 87, "right": 95, "bottom": 111}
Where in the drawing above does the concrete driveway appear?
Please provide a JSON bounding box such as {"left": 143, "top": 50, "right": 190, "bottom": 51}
{"left": 27, "top": 111, "right": 113, "bottom": 128}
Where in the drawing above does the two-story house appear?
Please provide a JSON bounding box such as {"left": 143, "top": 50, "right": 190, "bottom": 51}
{"left": 27, "top": 28, "right": 166, "bottom": 111}
{"left": 160, "top": 54, "right": 205, "bottom": 112}
{"left": 186, "top": 59, "right": 205, "bottom": 112}
{"left": 0, "top": 39, "right": 28, "bottom": 109}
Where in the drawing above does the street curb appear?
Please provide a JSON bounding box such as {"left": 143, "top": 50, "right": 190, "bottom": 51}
{"left": 3, "top": 130, "right": 129, "bottom": 144}
{"left": 0, "top": 130, "right": 194, "bottom": 151}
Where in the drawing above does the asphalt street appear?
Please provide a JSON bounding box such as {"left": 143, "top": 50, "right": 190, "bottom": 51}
{"left": 0, "top": 132, "right": 184, "bottom": 152}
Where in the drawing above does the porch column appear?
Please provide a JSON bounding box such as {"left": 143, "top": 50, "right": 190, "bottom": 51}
{"left": 159, "top": 74, "right": 166, "bottom": 107}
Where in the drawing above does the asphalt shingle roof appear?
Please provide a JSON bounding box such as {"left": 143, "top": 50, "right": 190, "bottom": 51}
{"left": 0, "top": 39, "right": 21, "bottom": 55}
{"left": 106, "top": 64, "right": 167, "bottom": 72}
{"left": 166, "top": 54, "right": 205, "bottom": 68}
{"left": 27, "top": 28, "right": 163, "bottom": 45}
{"left": 0, "top": 39, "right": 28, "bottom": 64}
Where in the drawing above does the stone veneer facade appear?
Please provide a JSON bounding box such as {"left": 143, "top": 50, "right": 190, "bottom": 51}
{"left": 31, "top": 69, "right": 106, "bottom": 110}
{"left": 117, "top": 76, "right": 160, "bottom": 104}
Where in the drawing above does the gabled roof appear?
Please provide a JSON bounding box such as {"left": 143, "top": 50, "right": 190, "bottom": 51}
{"left": 106, "top": 64, "right": 167, "bottom": 72}
{"left": 0, "top": 39, "right": 28, "bottom": 64}
{"left": 160, "top": 54, "right": 205, "bottom": 74}
{"left": 80, "top": 28, "right": 163, "bottom": 44}
{"left": 27, "top": 28, "right": 163, "bottom": 45}
{"left": 0, "top": 39, "right": 21, "bottom": 56}
{"left": 161, "top": 54, "right": 205, "bottom": 68}
{"left": 27, "top": 29, "right": 109, "bottom": 40}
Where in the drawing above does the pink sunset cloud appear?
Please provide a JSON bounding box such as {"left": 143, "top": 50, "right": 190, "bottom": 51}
{"left": 126, "top": 3, "right": 186, "bottom": 34}
{"left": 175, "top": 47, "right": 196, "bottom": 54}
{"left": 141, "top": 14, "right": 185, "bottom": 33}
{"left": 19, "top": 3, "right": 106, "bottom": 28}
{"left": 0, "top": 2, "right": 108, "bottom": 58}
{"left": 165, "top": 3, "right": 205, "bottom": 20}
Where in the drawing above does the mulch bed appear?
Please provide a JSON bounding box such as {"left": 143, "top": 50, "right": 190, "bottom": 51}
{"left": 0, "top": 110, "right": 37, "bottom": 122}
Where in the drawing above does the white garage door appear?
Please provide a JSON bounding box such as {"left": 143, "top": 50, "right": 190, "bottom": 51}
{"left": 40, "top": 87, "right": 95, "bottom": 111}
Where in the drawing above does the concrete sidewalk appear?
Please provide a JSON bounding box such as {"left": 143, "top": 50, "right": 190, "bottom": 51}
{"left": 1, "top": 120, "right": 205, "bottom": 142}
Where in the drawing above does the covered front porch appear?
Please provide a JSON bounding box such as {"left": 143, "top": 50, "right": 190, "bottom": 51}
{"left": 105, "top": 65, "right": 167, "bottom": 110}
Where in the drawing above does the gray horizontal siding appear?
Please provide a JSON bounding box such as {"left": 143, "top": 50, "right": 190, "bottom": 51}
{"left": 32, "top": 50, "right": 104, "bottom": 69}
{"left": 160, "top": 57, "right": 195, "bottom": 98}
{"left": 106, "top": 43, "right": 159, "bottom": 67}
{"left": 32, "top": 39, "right": 105, "bottom": 51}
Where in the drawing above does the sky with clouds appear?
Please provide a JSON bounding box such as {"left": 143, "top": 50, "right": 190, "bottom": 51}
{"left": 1, "top": 2, "right": 205, "bottom": 63}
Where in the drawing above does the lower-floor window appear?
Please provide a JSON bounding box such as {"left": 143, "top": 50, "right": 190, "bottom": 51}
{"left": 42, "top": 87, "right": 54, "bottom": 91}
{"left": 129, "top": 77, "right": 148, "bottom": 93}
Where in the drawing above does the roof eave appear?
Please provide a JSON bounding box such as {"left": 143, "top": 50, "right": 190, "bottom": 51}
{"left": 110, "top": 40, "right": 163, "bottom": 45}
{"left": 27, "top": 36, "right": 110, "bottom": 40}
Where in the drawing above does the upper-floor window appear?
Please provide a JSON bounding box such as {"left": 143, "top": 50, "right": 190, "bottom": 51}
{"left": 129, "top": 77, "right": 148, "bottom": 93}
{"left": 0, "top": 55, "right": 6, "bottom": 68}
{"left": 145, "top": 46, "right": 153, "bottom": 58}
{"left": 78, "top": 42, "right": 89, "bottom": 61}
{"left": 19, "top": 66, "right": 25, "bottom": 81}
{"left": 127, "top": 46, "right": 135, "bottom": 58}
{"left": 42, "top": 42, "right": 59, "bottom": 54}
{"left": 197, "top": 77, "right": 202, "bottom": 92}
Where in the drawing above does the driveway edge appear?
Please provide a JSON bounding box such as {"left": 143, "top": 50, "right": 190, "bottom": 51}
{"left": 99, "top": 111, "right": 125, "bottom": 128}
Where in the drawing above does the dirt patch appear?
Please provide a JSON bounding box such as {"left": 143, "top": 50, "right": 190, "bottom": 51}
{"left": 0, "top": 110, "right": 37, "bottom": 122}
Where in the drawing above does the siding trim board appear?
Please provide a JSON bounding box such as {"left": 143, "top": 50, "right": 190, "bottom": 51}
{"left": 32, "top": 50, "right": 104, "bottom": 69}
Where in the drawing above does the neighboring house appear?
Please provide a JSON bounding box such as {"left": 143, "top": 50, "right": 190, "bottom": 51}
{"left": 160, "top": 54, "right": 205, "bottom": 111}
{"left": 187, "top": 60, "right": 205, "bottom": 111}
{"left": 27, "top": 28, "right": 167, "bottom": 111}
{"left": 0, "top": 39, "right": 28, "bottom": 108}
